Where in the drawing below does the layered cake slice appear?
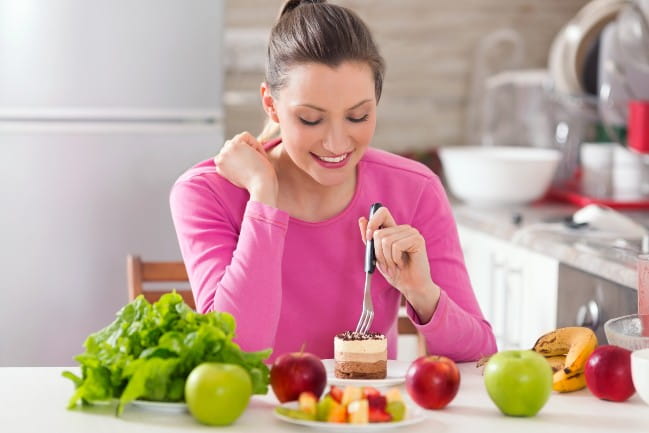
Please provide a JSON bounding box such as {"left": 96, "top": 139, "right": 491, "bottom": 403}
{"left": 334, "top": 331, "right": 387, "bottom": 379}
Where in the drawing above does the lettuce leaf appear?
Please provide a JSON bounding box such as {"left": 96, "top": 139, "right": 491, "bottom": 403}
{"left": 63, "top": 292, "right": 271, "bottom": 415}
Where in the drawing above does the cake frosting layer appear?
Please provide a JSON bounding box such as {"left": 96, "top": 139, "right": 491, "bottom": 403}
{"left": 334, "top": 337, "right": 386, "bottom": 354}
{"left": 334, "top": 350, "right": 387, "bottom": 363}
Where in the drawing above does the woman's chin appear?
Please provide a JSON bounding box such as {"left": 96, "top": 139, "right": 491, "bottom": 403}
{"left": 310, "top": 167, "right": 355, "bottom": 187}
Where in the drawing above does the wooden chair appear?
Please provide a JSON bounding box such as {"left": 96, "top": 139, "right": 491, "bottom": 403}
{"left": 126, "top": 254, "right": 195, "bottom": 309}
{"left": 126, "top": 254, "right": 426, "bottom": 355}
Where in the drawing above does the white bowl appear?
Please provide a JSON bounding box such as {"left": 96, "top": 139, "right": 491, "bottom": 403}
{"left": 631, "top": 348, "right": 649, "bottom": 406}
{"left": 438, "top": 146, "right": 561, "bottom": 207}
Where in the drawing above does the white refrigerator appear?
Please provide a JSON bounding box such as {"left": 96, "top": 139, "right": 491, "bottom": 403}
{"left": 0, "top": 0, "right": 226, "bottom": 365}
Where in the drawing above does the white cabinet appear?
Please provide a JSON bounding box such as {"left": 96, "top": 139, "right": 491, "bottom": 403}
{"left": 458, "top": 225, "right": 559, "bottom": 351}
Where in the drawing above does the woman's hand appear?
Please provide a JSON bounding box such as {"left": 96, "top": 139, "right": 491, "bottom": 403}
{"left": 214, "top": 132, "right": 278, "bottom": 207}
{"left": 358, "top": 206, "right": 440, "bottom": 323}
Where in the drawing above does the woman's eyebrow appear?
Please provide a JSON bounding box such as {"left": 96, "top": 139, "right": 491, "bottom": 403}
{"left": 296, "top": 99, "right": 373, "bottom": 112}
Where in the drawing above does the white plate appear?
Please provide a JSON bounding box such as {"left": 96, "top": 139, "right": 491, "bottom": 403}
{"left": 130, "top": 399, "right": 187, "bottom": 412}
{"left": 273, "top": 401, "right": 427, "bottom": 431}
{"left": 322, "top": 359, "right": 409, "bottom": 387}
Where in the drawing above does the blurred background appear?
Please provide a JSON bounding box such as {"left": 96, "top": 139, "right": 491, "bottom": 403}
{"left": 8, "top": 0, "right": 645, "bottom": 366}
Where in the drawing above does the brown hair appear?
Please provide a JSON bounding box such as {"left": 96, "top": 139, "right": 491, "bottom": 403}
{"left": 258, "top": 0, "right": 385, "bottom": 142}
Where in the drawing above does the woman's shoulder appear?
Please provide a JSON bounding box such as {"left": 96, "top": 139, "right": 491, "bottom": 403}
{"left": 174, "top": 159, "right": 237, "bottom": 189}
{"left": 360, "top": 147, "right": 437, "bottom": 182}
{"left": 359, "top": 148, "right": 448, "bottom": 224}
{"left": 170, "top": 159, "right": 248, "bottom": 209}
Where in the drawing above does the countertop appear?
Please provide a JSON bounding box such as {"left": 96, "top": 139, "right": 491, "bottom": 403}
{"left": 2, "top": 365, "right": 647, "bottom": 433}
{"left": 453, "top": 202, "right": 649, "bottom": 289}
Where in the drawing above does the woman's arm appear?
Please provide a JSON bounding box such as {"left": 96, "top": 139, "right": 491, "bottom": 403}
{"left": 407, "top": 175, "right": 497, "bottom": 361}
{"left": 170, "top": 178, "right": 289, "bottom": 353}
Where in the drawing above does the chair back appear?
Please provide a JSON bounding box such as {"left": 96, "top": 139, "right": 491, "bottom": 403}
{"left": 126, "top": 254, "right": 195, "bottom": 309}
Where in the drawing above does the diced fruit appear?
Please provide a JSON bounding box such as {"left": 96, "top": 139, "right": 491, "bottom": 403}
{"left": 385, "top": 388, "right": 404, "bottom": 403}
{"left": 327, "top": 403, "right": 347, "bottom": 423}
{"left": 316, "top": 395, "right": 346, "bottom": 422}
{"left": 386, "top": 400, "right": 406, "bottom": 422}
{"left": 369, "top": 406, "right": 392, "bottom": 423}
{"left": 341, "top": 386, "right": 363, "bottom": 406}
{"left": 328, "top": 385, "right": 343, "bottom": 404}
{"left": 366, "top": 394, "right": 387, "bottom": 411}
{"left": 347, "top": 399, "right": 369, "bottom": 424}
{"left": 298, "top": 392, "right": 317, "bottom": 416}
{"left": 316, "top": 395, "right": 335, "bottom": 421}
{"left": 362, "top": 386, "right": 381, "bottom": 397}
{"left": 280, "top": 384, "right": 400, "bottom": 425}
{"left": 275, "top": 406, "right": 316, "bottom": 421}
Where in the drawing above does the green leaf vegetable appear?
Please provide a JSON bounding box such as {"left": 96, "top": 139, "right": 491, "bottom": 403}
{"left": 63, "top": 292, "right": 272, "bottom": 415}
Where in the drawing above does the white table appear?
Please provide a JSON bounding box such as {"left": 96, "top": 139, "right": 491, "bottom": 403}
{"left": 1, "top": 364, "right": 647, "bottom": 432}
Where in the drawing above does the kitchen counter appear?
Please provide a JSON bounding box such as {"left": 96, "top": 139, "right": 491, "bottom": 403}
{"left": 453, "top": 202, "right": 649, "bottom": 289}
{"left": 2, "top": 365, "right": 646, "bottom": 432}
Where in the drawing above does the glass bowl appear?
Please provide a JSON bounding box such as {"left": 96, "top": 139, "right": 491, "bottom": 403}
{"left": 604, "top": 314, "right": 649, "bottom": 351}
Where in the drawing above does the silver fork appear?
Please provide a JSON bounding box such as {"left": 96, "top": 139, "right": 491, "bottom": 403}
{"left": 355, "top": 203, "right": 382, "bottom": 334}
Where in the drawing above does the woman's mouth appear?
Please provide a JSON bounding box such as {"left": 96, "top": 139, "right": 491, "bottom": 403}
{"left": 311, "top": 151, "right": 352, "bottom": 168}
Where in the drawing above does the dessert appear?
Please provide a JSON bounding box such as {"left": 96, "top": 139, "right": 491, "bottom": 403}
{"left": 334, "top": 331, "right": 387, "bottom": 379}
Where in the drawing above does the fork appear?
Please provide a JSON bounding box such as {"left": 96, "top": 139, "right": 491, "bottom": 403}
{"left": 355, "top": 202, "right": 382, "bottom": 334}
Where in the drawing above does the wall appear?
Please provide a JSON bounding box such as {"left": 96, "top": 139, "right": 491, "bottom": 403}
{"left": 224, "top": 0, "right": 590, "bottom": 152}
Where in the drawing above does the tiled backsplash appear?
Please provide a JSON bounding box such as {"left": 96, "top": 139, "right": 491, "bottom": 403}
{"left": 224, "top": 0, "right": 590, "bottom": 152}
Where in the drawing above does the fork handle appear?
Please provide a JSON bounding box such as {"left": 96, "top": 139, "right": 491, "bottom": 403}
{"left": 365, "top": 202, "right": 383, "bottom": 273}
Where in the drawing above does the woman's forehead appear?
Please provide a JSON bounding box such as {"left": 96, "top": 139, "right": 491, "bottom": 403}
{"left": 280, "top": 61, "right": 375, "bottom": 108}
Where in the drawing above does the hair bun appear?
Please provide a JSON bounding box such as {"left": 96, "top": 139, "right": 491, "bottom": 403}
{"left": 278, "top": 0, "right": 326, "bottom": 20}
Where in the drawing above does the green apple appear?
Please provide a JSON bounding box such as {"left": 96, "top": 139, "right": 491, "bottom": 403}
{"left": 185, "top": 362, "right": 252, "bottom": 426}
{"left": 483, "top": 350, "right": 552, "bottom": 417}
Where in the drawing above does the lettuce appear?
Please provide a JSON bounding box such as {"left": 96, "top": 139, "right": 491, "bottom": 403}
{"left": 63, "top": 292, "right": 271, "bottom": 415}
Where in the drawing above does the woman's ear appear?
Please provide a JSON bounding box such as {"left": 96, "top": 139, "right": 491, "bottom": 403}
{"left": 260, "top": 82, "right": 280, "bottom": 123}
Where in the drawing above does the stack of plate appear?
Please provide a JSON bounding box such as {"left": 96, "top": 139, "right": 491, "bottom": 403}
{"left": 549, "top": 0, "right": 627, "bottom": 96}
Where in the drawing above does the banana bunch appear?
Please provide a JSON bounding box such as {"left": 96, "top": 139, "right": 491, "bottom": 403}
{"left": 532, "top": 327, "right": 598, "bottom": 392}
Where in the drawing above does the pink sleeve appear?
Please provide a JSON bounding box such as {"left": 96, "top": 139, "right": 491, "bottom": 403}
{"left": 169, "top": 178, "right": 289, "bottom": 352}
{"left": 406, "top": 176, "right": 497, "bottom": 361}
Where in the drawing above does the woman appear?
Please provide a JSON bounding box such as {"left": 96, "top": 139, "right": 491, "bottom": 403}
{"left": 170, "top": 0, "right": 496, "bottom": 362}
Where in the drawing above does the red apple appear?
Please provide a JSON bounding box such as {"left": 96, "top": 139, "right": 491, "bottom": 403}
{"left": 405, "top": 355, "right": 460, "bottom": 409}
{"left": 270, "top": 352, "right": 327, "bottom": 403}
{"left": 584, "top": 345, "right": 635, "bottom": 402}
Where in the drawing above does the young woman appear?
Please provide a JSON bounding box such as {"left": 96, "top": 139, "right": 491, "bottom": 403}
{"left": 170, "top": 0, "right": 496, "bottom": 362}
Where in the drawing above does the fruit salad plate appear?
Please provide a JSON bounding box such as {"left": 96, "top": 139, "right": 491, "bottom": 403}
{"left": 273, "top": 401, "right": 427, "bottom": 431}
{"left": 322, "top": 359, "right": 409, "bottom": 387}
{"left": 130, "top": 400, "right": 187, "bottom": 412}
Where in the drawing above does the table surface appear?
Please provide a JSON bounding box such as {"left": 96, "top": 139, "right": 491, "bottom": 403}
{"left": 1, "top": 363, "right": 647, "bottom": 433}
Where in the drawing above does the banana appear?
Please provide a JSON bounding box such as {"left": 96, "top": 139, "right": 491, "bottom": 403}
{"left": 545, "top": 355, "right": 566, "bottom": 373}
{"left": 552, "top": 369, "right": 587, "bottom": 393}
{"left": 532, "top": 327, "right": 598, "bottom": 375}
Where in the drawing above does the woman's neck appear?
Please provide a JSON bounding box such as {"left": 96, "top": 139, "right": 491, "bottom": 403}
{"left": 269, "top": 144, "right": 357, "bottom": 222}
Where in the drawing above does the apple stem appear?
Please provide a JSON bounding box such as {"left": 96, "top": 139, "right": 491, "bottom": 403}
{"left": 300, "top": 343, "right": 306, "bottom": 354}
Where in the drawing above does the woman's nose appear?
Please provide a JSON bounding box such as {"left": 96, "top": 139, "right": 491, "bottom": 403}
{"left": 322, "top": 124, "right": 350, "bottom": 154}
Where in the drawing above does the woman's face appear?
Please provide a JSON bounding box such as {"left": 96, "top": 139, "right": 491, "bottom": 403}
{"left": 268, "top": 61, "right": 377, "bottom": 187}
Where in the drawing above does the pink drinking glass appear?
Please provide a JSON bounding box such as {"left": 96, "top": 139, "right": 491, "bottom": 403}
{"left": 638, "top": 254, "right": 649, "bottom": 336}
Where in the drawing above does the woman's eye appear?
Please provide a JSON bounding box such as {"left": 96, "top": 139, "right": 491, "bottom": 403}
{"left": 348, "top": 114, "right": 369, "bottom": 123}
{"left": 299, "top": 117, "right": 321, "bottom": 126}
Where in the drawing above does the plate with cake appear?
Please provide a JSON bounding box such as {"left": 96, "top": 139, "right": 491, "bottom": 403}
{"left": 326, "top": 331, "right": 409, "bottom": 387}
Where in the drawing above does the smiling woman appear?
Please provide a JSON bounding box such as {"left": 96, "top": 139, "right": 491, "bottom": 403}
{"left": 169, "top": 0, "right": 497, "bottom": 363}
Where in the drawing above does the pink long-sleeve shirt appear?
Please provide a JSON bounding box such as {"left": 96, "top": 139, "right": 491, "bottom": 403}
{"left": 170, "top": 142, "right": 497, "bottom": 362}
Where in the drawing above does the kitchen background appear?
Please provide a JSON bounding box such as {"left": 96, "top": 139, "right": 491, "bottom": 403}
{"left": 4, "top": 0, "right": 647, "bottom": 367}
{"left": 225, "top": 0, "right": 591, "bottom": 151}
